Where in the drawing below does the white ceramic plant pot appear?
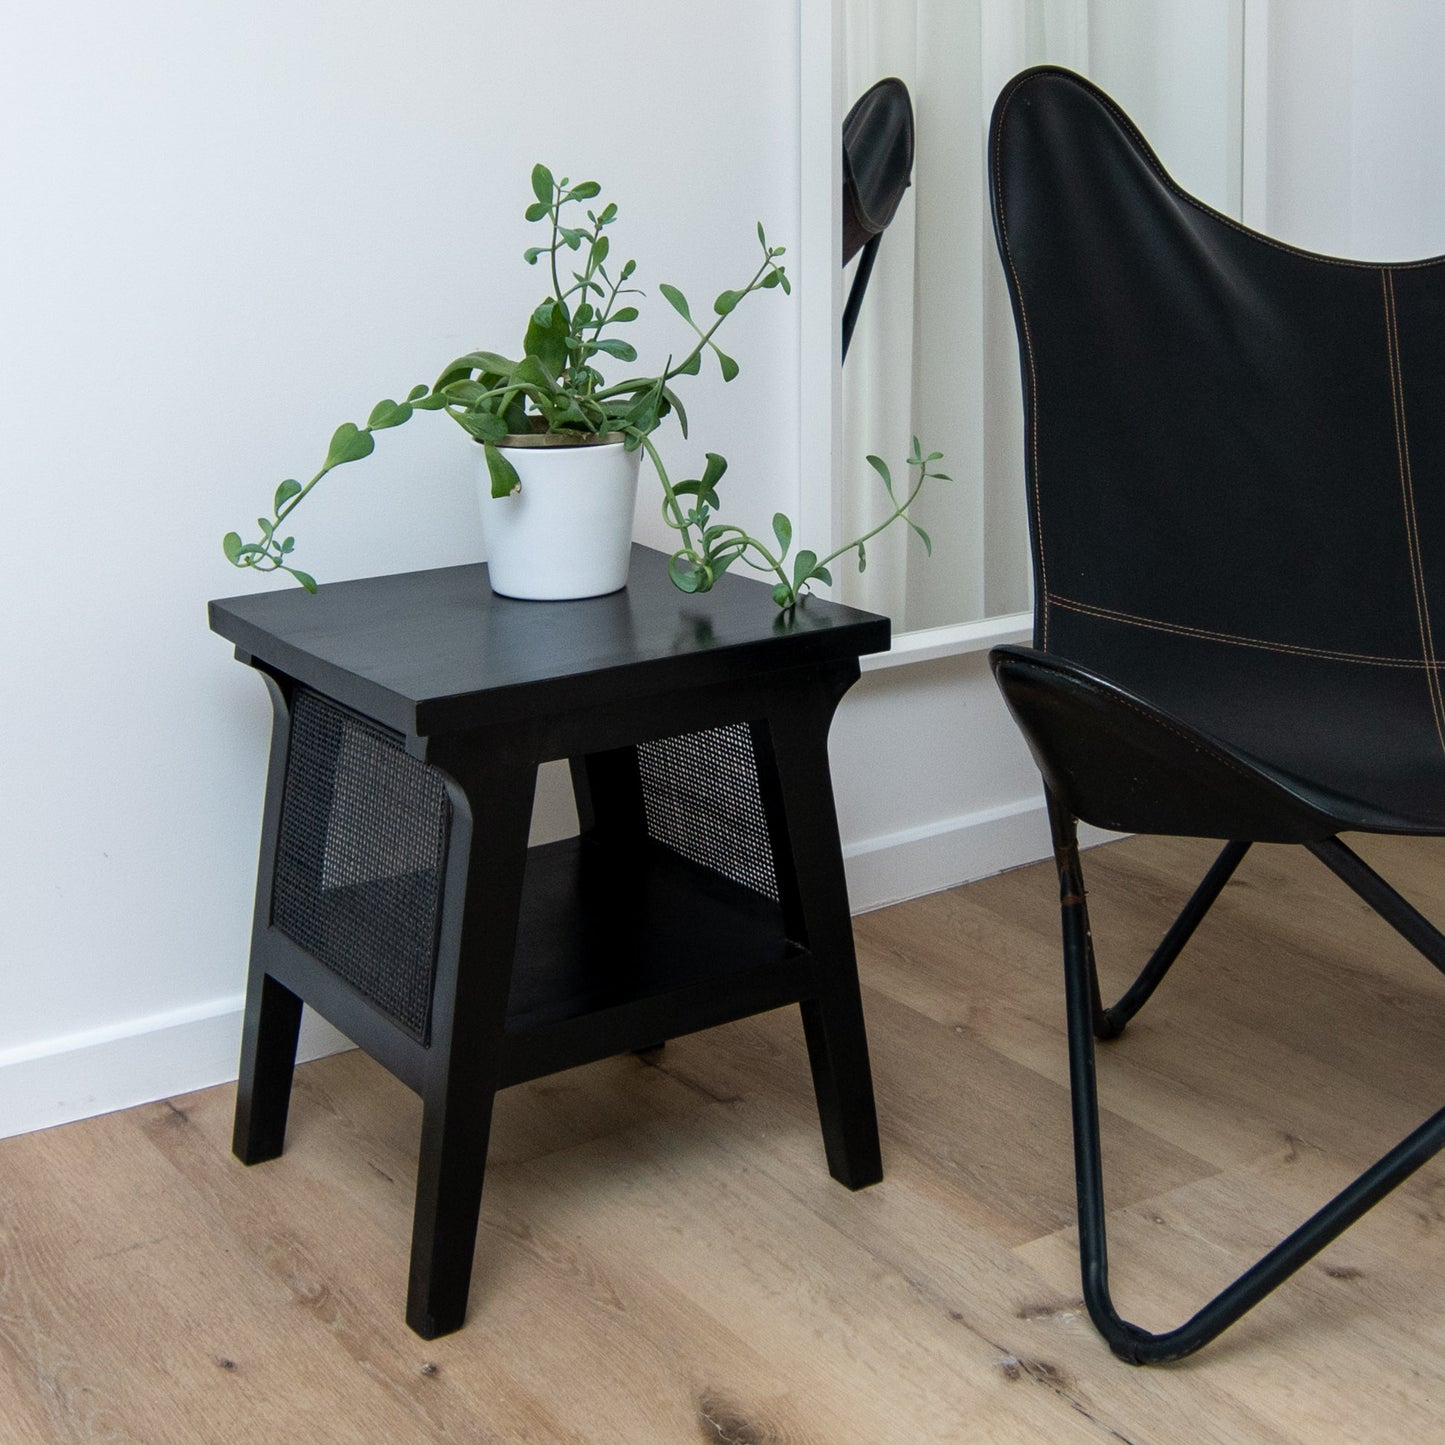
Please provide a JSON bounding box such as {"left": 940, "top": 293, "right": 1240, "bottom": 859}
{"left": 477, "top": 434, "right": 642, "bottom": 600}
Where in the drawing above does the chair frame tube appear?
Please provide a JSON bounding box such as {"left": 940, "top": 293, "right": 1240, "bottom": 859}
{"left": 1047, "top": 793, "right": 1445, "bottom": 1363}
{"left": 841, "top": 233, "right": 882, "bottom": 362}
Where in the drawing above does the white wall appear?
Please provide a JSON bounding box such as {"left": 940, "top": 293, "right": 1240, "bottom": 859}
{"left": 0, "top": 0, "right": 806, "bottom": 1135}
{"left": 8, "top": 1, "right": 1440, "bottom": 1141}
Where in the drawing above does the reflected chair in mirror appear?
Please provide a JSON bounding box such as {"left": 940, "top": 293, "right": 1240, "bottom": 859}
{"left": 842, "top": 75, "right": 914, "bottom": 360}
{"left": 987, "top": 65, "right": 1445, "bottom": 1363}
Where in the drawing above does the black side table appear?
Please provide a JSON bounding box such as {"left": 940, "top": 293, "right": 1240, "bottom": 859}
{"left": 209, "top": 545, "right": 890, "bottom": 1338}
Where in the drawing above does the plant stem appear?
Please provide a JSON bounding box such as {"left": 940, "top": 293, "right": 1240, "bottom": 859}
{"left": 816, "top": 469, "right": 928, "bottom": 572}
{"left": 548, "top": 194, "right": 565, "bottom": 323}
{"left": 640, "top": 432, "right": 695, "bottom": 552}
{"left": 275, "top": 459, "right": 338, "bottom": 526}
{"left": 661, "top": 255, "right": 777, "bottom": 384}
{"left": 692, "top": 522, "right": 790, "bottom": 590}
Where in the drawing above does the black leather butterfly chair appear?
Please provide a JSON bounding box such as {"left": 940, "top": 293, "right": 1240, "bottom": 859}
{"left": 988, "top": 65, "right": 1445, "bottom": 1364}
{"left": 842, "top": 76, "right": 914, "bottom": 360}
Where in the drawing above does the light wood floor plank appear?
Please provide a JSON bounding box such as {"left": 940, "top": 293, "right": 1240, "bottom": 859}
{"left": 2, "top": 832, "right": 1443, "bottom": 1441}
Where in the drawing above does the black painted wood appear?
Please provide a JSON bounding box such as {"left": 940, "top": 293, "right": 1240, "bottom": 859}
{"left": 209, "top": 545, "right": 891, "bottom": 737}
{"left": 212, "top": 547, "right": 890, "bottom": 1338}
{"left": 233, "top": 669, "right": 305, "bottom": 1164}
{"left": 756, "top": 664, "right": 884, "bottom": 1189}
{"left": 407, "top": 728, "right": 539, "bottom": 1339}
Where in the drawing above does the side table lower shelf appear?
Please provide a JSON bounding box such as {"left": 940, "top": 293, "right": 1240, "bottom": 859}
{"left": 501, "top": 837, "right": 815, "bottom": 1085}
{"left": 252, "top": 833, "right": 815, "bottom": 1095}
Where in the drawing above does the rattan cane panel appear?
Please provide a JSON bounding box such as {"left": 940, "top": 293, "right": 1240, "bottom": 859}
{"left": 637, "top": 724, "right": 779, "bottom": 900}
{"left": 272, "top": 689, "right": 450, "bottom": 1041}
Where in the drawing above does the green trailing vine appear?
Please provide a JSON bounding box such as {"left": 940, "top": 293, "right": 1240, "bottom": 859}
{"left": 223, "top": 166, "right": 947, "bottom": 606}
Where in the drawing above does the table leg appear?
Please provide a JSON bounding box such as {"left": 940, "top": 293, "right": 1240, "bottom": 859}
{"left": 570, "top": 747, "right": 670, "bottom": 1059}
{"left": 233, "top": 972, "right": 304, "bottom": 1163}
{"left": 754, "top": 694, "right": 884, "bottom": 1191}
{"left": 233, "top": 670, "right": 304, "bottom": 1165}
{"left": 406, "top": 740, "right": 538, "bottom": 1340}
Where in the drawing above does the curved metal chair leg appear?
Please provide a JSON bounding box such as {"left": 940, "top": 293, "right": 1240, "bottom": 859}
{"left": 1048, "top": 798, "right": 1445, "bottom": 1363}
{"left": 1308, "top": 836, "right": 1445, "bottom": 978}
{"left": 1097, "top": 839, "right": 1251, "bottom": 1038}
{"left": 1044, "top": 797, "right": 1248, "bottom": 1041}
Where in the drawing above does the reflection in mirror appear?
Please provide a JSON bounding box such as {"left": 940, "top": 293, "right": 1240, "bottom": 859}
{"left": 838, "top": 0, "right": 1244, "bottom": 634}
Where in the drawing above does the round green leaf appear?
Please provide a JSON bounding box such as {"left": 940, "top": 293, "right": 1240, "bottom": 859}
{"left": 324, "top": 422, "right": 375, "bottom": 469}
{"left": 668, "top": 555, "right": 706, "bottom": 593}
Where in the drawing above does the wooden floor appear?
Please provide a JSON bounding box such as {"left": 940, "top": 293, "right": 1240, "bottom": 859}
{"left": 5, "top": 833, "right": 1445, "bottom": 1443}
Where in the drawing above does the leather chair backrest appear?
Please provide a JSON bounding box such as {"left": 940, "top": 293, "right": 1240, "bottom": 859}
{"left": 989, "top": 67, "right": 1445, "bottom": 710}
{"left": 844, "top": 76, "right": 915, "bottom": 265}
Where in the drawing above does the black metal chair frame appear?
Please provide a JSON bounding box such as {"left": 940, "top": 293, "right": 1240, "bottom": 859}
{"left": 988, "top": 64, "right": 1445, "bottom": 1364}
{"left": 842, "top": 76, "right": 914, "bottom": 360}
{"left": 1050, "top": 802, "right": 1445, "bottom": 1363}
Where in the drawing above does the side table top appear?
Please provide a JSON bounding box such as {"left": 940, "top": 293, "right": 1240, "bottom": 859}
{"left": 209, "top": 545, "right": 890, "bottom": 736}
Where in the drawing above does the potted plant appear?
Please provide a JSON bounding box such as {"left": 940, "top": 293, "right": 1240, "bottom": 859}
{"left": 223, "top": 165, "right": 947, "bottom": 605}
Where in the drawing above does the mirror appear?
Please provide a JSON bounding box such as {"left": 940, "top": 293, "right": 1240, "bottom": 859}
{"left": 829, "top": 0, "right": 1246, "bottom": 640}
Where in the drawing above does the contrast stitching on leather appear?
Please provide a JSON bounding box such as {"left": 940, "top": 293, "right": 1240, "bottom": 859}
{"left": 1049, "top": 592, "right": 1445, "bottom": 671}
{"left": 993, "top": 68, "right": 1445, "bottom": 655}
{"left": 992, "top": 73, "right": 1050, "bottom": 648}
{"left": 1034, "top": 69, "right": 1445, "bottom": 274}
{"left": 1381, "top": 269, "right": 1445, "bottom": 755}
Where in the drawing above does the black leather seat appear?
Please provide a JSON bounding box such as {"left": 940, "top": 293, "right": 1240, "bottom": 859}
{"left": 842, "top": 76, "right": 914, "bottom": 359}
{"left": 988, "top": 65, "right": 1445, "bottom": 1363}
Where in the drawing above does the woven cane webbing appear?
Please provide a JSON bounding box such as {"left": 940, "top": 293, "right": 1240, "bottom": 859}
{"left": 272, "top": 689, "right": 450, "bottom": 1041}
{"left": 637, "top": 724, "right": 779, "bottom": 900}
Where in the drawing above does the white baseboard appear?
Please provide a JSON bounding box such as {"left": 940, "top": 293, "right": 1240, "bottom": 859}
{"left": 843, "top": 794, "right": 1121, "bottom": 914}
{"left": 2, "top": 796, "right": 1116, "bottom": 1141}
{"left": 0, "top": 995, "right": 353, "bottom": 1142}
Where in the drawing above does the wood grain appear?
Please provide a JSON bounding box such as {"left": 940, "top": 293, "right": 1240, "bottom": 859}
{"left": 2, "top": 832, "right": 1443, "bottom": 1441}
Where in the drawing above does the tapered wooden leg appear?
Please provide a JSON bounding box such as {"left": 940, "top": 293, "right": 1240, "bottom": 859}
{"left": 232, "top": 971, "right": 304, "bottom": 1164}
{"left": 407, "top": 1081, "right": 503, "bottom": 1339}
{"left": 798, "top": 985, "right": 883, "bottom": 1189}
{"left": 404, "top": 735, "right": 538, "bottom": 1339}
{"left": 753, "top": 681, "right": 883, "bottom": 1190}
{"left": 232, "top": 669, "right": 302, "bottom": 1166}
